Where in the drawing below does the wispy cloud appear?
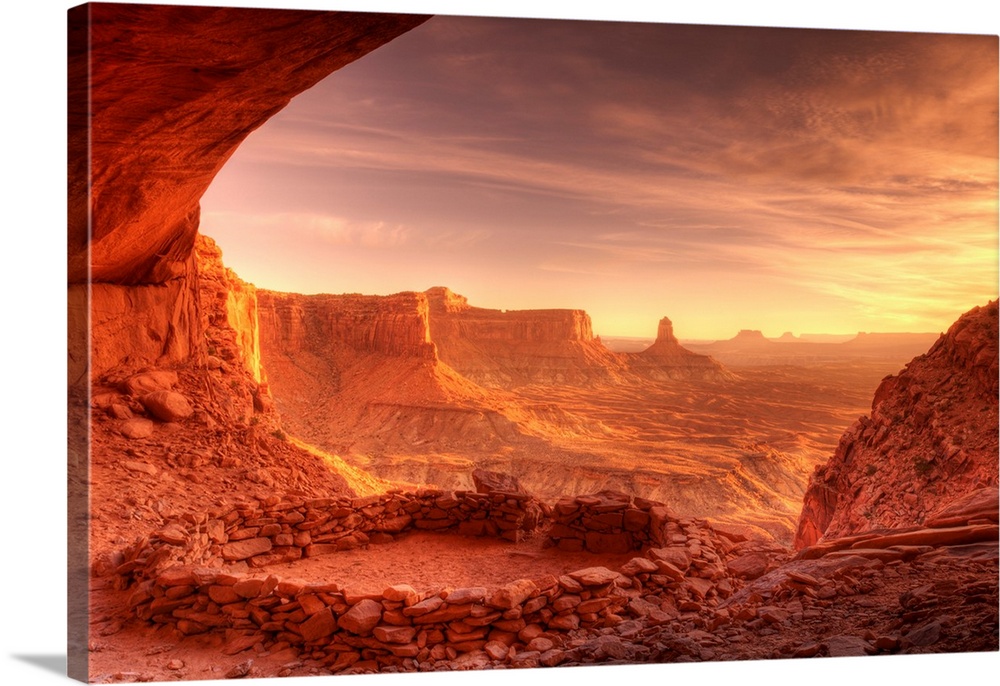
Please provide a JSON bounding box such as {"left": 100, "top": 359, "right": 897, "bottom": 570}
{"left": 202, "top": 17, "right": 998, "bottom": 337}
{"left": 204, "top": 211, "right": 411, "bottom": 248}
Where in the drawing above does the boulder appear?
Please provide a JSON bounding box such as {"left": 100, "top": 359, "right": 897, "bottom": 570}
{"left": 299, "top": 608, "right": 337, "bottom": 641}
{"left": 141, "top": 390, "right": 194, "bottom": 422}
{"left": 119, "top": 418, "right": 155, "bottom": 439}
{"left": 726, "top": 552, "right": 770, "bottom": 580}
{"left": 221, "top": 538, "right": 272, "bottom": 562}
{"left": 488, "top": 579, "right": 537, "bottom": 610}
{"left": 123, "top": 371, "right": 178, "bottom": 395}
{"left": 568, "top": 566, "right": 621, "bottom": 587}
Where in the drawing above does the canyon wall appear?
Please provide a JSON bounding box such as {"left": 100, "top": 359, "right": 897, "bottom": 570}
{"left": 254, "top": 289, "right": 535, "bottom": 458}
{"left": 425, "top": 287, "right": 630, "bottom": 387}
{"left": 68, "top": 12, "right": 428, "bottom": 678}
{"left": 70, "top": 4, "right": 429, "bottom": 382}
{"left": 794, "top": 301, "right": 999, "bottom": 548}
{"left": 195, "top": 236, "right": 264, "bottom": 385}
{"left": 258, "top": 291, "right": 437, "bottom": 361}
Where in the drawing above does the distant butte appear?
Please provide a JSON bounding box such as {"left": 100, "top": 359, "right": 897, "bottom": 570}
{"left": 685, "top": 325, "right": 941, "bottom": 367}
{"left": 629, "top": 317, "right": 729, "bottom": 381}
{"left": 425, "top": 286, "right": 630, "bottom": 387}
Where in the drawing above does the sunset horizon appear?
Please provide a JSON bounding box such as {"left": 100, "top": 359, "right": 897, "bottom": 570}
{"left": 200, "top": 15, "right": 997, "bottom": 340}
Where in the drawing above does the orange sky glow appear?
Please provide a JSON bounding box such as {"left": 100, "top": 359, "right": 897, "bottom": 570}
{"left": 201, "top": 12, "right": 998, "bottom": 340}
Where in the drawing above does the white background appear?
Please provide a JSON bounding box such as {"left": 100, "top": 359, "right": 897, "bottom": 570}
{"left": 1, "top": 1, "right": 997, "bottom": 684}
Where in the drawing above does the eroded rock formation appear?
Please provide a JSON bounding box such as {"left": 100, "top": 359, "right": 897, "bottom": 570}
{"left": 69, "top": 4, "right": 428, "bottom": 381}
{"left": 259, "top": 290, "right": 437, "bottom": 361}
{"left": 628, "top": 316, "right": 729, "bottom": 380}
{"left": 196, "top": 235, "right": 265, "bottom": 384}
{"left": 69, "top": 3, "right": 428, "bottom": 285}
{"left": 794, "top": 301, "right": 999, "bottom": 548}
{"left": 70, "top": 6, "right": 999, "bottom": 677}
{"left": 426, "top": 287, "right": 630, "bottom": 387}
{"left": 255, "top": 288, "right": 533, "bottom": 459}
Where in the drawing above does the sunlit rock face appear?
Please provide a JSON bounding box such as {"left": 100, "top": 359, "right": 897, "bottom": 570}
{"left": 195, "top": 236, "right": 264, "bottom": 384}
{"left": 794, "top": 300, "right": 999, "bottom": 548}
{"left": 68, "top": 4, "right": 428, "bottom": 378}
{"left": 254, "top": 288, "right": 529, "bottom": 460}
{"left": 421, "top": 288, "right": 726, "bottom": 386}
{"left": 258, "top": 291, "right": 438, "bottom": 360}
{"left": 425, "top": 287, "right": 629, "bottom": 387}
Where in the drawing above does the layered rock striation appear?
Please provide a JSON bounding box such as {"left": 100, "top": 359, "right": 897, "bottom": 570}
{"left": 425, "top": 287, "right": 630, "bottom": 387}
{"left": 794, "top": 301, "right": 999, "bottom": 548}
{"left": 255, "top": 288, "right": 536, "bottom": 458}
{"left": 196, "top": 235, "right": 265, "bottom": 384}
{"left": 259, "top": 291, "right": 437, "bottom": 362}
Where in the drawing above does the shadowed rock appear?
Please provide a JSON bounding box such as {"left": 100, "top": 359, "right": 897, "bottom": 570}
{"left": 795, "top": 301, "right": 999, "bottom": 548}
{"left": 473, "top": 469, "right": 527, "bottom": 495}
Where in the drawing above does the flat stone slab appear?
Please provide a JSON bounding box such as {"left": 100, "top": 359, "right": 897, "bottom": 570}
{"left": 567, "top": 566, "right": 619, "bottom": 587}
{"left": 221, "top": 537, "right": 272, "bottom": 561}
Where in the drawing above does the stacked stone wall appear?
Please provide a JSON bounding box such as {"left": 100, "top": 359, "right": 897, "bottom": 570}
{"left": 547, "top": 491, "right": 671, "bottom": 553}
{"left": 126, "top": 563, "right": 643, "bottom": 671}
{"left": 112, "top": 488, "right": 742, "bottom": 671}
{"left": 115, "top": 488, "right": 545, "bottom": 584}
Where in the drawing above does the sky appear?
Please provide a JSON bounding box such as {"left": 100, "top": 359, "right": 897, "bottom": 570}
{"left": 200, "top": 9, "right": 998, "bottom": 340}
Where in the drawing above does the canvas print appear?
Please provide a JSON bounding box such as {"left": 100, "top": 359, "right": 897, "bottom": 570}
{"left": 67, "top": 2, "right": 999, "bottom": 683}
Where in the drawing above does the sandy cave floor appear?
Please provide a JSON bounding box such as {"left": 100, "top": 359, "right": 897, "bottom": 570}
{"left": 255, "top": 531, "right": 639, "bottom": 592}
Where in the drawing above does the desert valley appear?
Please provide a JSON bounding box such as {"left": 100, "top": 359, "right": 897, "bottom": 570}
{"left": 67, "top": 5, "right": 998, "bottom": 684}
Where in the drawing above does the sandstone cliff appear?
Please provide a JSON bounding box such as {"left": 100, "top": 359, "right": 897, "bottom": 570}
{"left": 195, "top": 236, "right": 264, "bottom": 385}
{"left": 259, "top": 290, "right": 437, "bottom": 361}
{"left": 425, "top": 287, "right": 630, "bottom": 387}
{"left": 794, "top": 301, "right": 999, "bottom": 548}
{"left": 68, "top": 12, "right": 429, "bottom": 679}
{"left": 69, "top": 4, "right": 428, "bottom": 383}
{"left": 256, "top": 289, "right": 539, "bottom": 457}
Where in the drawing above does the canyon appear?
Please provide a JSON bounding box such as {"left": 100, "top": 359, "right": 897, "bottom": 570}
{"left": 254, "top": 277, "right": 893, "bottom": 543}
{"left": 69, "top": 4, "right": 997, "bottom": 684}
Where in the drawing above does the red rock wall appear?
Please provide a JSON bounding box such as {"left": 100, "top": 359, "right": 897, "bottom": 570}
{"left": 425, "top": 287, "right": 630, "bottom": 386}
{"left": 84, "top": 254, "right": 203, "bottom": 379}
{"left": 794, "top": 301, "right": 999, "bottom": 548}
{"left": 196, "top": 236, "right": 264, "bottom": 384}
{"left": 258, "top": 291, "right": 437, "bottom": 360}
{"left": 548, "top": 492, "right": 661, "bottom": 553}
{"left": 69, "top": 5, "right": 428, "bottom": 381}
{"left": 70, "top": 4, "right": 428, "bottom": 286}
{"left": 116, "top": 489, "right": 546, "bottom": 580}
{"left": 427, "top": 287, "right": 596, "bottom": 342}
